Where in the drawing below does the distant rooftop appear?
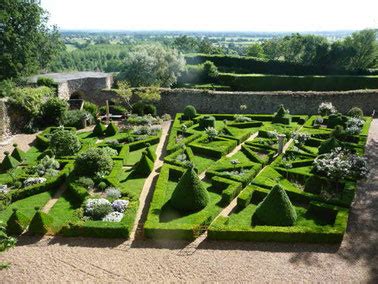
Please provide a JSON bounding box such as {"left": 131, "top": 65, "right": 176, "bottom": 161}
{"left": 29, "top": 72, "right": 111, "bottom": 83}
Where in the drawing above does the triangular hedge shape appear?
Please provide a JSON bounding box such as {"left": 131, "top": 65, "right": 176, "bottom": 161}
{"left": 6, "top": 208, "right": 30, "bottom": 236}
{"left": 133, "top": 152, "right": 154, "bottom": 177}
{"left": 93, "top": 121, "right": 106, "bottom": 137}
{"left": 1, "top": 152, "right": 20, "bottom": 171}
{"left": 253, "top": 184, "right": 297, "bottom": 226}
{"left": 170, "top": 167, "right": 209, "bottom": 212}
{"left": 144, "top": 146, "right": 157, "bottom": 162}
{"left": 105, "top": 122, "right": 118, "bottom": 137}
{"left": 11, "top": 144, "right": 26, "bottom": 162}
{"left": 28, "top": 209, "right": 55, "bottom": 235}
{"left": 318, "top": 137, "right": 340, "bottom": 155}
{"left": 272, "top": 105, "right": 291, "bottom": 124}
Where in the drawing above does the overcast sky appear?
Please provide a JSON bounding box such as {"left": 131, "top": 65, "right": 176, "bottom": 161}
{"left": 41, "top": 0, "right": 378, "bottom": 32}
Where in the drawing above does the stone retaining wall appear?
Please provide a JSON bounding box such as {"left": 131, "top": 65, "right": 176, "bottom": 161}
{"left": 157, "top": 89, "right": 378, "bottom": 115}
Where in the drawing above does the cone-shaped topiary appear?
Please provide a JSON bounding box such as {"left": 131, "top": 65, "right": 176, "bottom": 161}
{"left": 327, "top": 113, "right": 344, "bottom": 128}
{"left": 11, "top": 143, "right": 26, "bottom": 162}
{"left": 275, "top": 104, "right": 287, "bottom": 117}
{"left": 105, "top": 122, "right": 118, "bottom": 137}
{"left": 253, "top": 184, "right": 297, "bottom": 226}
{"left": 28, "top": 208, "right": 55, "bottom": 235}
{"left": 1, "top": 151, "right": 20, "bottom": 171}
{"left": 6, "top": 208, "right": 30, "bottom": 236}
{"left": 170, "top": 167, "right": 209, "bottom": 212}
{"left": 133, "top": 152, "right": 154, "bottom": 177}
{"left": 272, "top": 104, "right": 291, "bottom": 124}
{"left": 318, "top": 137, "right": 341, "bottom": 154}
{"left": 93, "top": 120, "right": 106, "bottom": 137}
{"left": 144, "top": 146, "right": 157, "bottom": 162}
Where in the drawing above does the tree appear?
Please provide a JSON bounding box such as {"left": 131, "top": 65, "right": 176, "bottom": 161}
{"left": 117, "top": 43, "right": 186, "bottom": 87}
{"left": 0, "top": 0, "right": 64, "bottom": 79}
{"left": 246, "top": 43, "right": 266, "bottom": 58}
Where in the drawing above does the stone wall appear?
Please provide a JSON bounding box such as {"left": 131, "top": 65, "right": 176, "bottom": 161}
{"left": 157, "top": 89, "right": 378, "bottom": 115}
{"left": 0, "top": 99, "right": 10, "bottom": 141}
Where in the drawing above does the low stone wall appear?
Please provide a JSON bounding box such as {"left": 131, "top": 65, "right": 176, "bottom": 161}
{"left": 0, "top": 99, "right": 10, "bottom": 141}
{"left": 157, "top": 89, "right": 378, "bottom": 115}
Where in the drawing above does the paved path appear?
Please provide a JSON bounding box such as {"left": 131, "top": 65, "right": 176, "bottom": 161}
{"left": 0, "top": 120, "right": 377, "bottom": 282}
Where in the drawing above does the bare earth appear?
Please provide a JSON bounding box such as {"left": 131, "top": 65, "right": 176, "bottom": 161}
{"left": 0, "top": 120, "right": 377, "bottom": 283}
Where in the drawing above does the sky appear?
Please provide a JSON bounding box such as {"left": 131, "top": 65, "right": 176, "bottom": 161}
{"left": 41, "top": 0, "right": 378, "bottom": 32}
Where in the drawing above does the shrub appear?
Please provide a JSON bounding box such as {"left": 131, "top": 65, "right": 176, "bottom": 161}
{"left": 50, "top": 128, "right": 81, "bottom": 157}
{"left": 304, "top": 175, "right": 331, "bottom": 194}
{"left": 84, "top": 198, "right": 113, "bottom": 220}
{"left": 40, "top": 97, "right": 68, "bottom": 126}
{"left": 36, "top": 77, "right": 57, "bottom": 89}
{"left": 203, "top": 60, "right": 219, "bottom": 82}
{"left": 1, "top": 151, "right": 20, "bottom": 171}
{"left": 112, "top": 199, "right": 129, "bottom": 213}
{"left": 63, "top": 110, "right": 94, "bottom": 129}
{"left": 327, "top": 113, "right": 344, "bottom": 128}
{"left": 144, "top": 104, "right": 157, "bottom": 116}
{"left": 205, "top": 127, "right": 218, "bottom": 141}
{"left": 199, "top": 116, "right": 215, "bottom": 129}
{"left": 331, "top": 125, "right": 346, "bottom": 139}
{"left": 345, "top": 117, "right": 364, "bottom": 135}
{"left": 102, "top": 212, "right": 124, "bottom": 222}
{"left": 132, "top": 101, "right": 145, "bottom": 116}
{"left": 253, "top": 184, "right": 297, "bottom": 226}
{"left": 77, "top": 177, "right": 95, "bottom": 189}
{"left": 144, "top": 146, "right": 157, "bottom": 162}
{"left": 318, "top": 102, "right": 336, "bottom": 116}
{"left": 101, "top": 146, "right": 118, "bottom": 157}
{"left": 30, "top": 155, "right": 60, "bottom": 177}
{"left": 133, "top": 153, "right": 154, "bottom": 177}
{"left": 170, "top": 167, "right": 209, "bottom": 212}
{"left": 28, "top": 209, "right": 55, "bottom": 235}
{"left": 6, "top": 208, "right": 30, "bottom": 236}
{"left": 272, "top": 104, "right": 291, "bottom": 124}
{"left": 11, "top": 144, "right": 26, "bottom": 162}
{"left": 183, "top": 105, "right": 197, "bottom": 120}
{"left": 234, "top": 115, "right": 252, "bottom": 122}
{"left": 23, "top": 177, "right": 46, "bottom": 187}
{"left": 105, "top": 187, "right": 121, "bottom": 199}
{"left": 347, "top": 107, "right": 363, "bottom": 118}
{"left": 161, "top": 113, "right": 171, "bottom": 121}
{"left": 98, "top": 181, "right": 107, "bottom": 191}
{"left": 93, "top": 120, "right": 106, "bottom": 136}
{"left": 318, "top": 137, "right": 341, "bottom": 155}
{"left": 105, "top": 122, "right": 119, "bottom": 136}
{"left": 83, "top": 101, "right": 98, "bottom": 118}
{"left": 75, "top": 148, "right": 114, "bottom": 177}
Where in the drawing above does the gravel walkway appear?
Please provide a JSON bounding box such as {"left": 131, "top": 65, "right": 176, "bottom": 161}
{"left": 0, "top": 120, "right": 377, "bottom": 282}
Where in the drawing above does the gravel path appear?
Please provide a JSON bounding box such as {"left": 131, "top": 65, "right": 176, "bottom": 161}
{"left": 0, "top": 120, "right": 377, "bottom": 282}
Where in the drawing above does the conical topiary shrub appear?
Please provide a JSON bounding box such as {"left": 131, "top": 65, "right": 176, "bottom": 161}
{"left": 93, "top": 120, "right": 106, "bottom": 137}
{"left": 105, "top": 122, "right": 118, "bottom": 137}
{"left": 11, "top": 144, "right": 26, "bottom": 162}
{"left": 28, "top": 207, "right": 55, "bottom": 235}
{"left": 318, "top": 137, "right": 340, "bottom": 155}
{"left": 170, "top": 167, "right": 209, "bottom": 212}
{"left": 6, "top": 208, "right": 31, "bottom": 236}
{"left": 1, "top": 151, "right": 20, "bottom": 171}
{"left": 253, "top": 184, "right": 297, "bottom": 226}
{"left": 144, "top": 146, "right": 157, "bottom": 162}
{"left": 133, "top": 152, "right": 154, "bottom": 177}
{"left": 272, "top": 104, "right": 291, "bottom": 124}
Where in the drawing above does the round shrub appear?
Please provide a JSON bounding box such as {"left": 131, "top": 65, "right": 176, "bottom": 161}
{"left": 105, "top": 187, "right": 121, "bottom": 199}
{"left": 199, "top": 116, "right": 215, "bottom": 130}
{"left": 50, "top": 128, "right": 81, "bottom": 157}
{"left": 77, "top": 177, "right": 94, "bottom": 189}
{"left": 63, "top": 110, "right": 94, "bottom": 129}
{"left": 132, "top": 101, "right": 146, "bottom": 116}
{"left": 253, "top": 184, "right": 297, "bottom": 226}
{"left": 347, "top": 107, "right": 363, "bottom": 118}
{"left": 98, "top": 181, "right": 107, "bottom": 191}
{"left": 40, "top": 97, "right": 68, "bottom": 126}
{"left": 75, "top": 148, "right": 114, "bottom": 177}
{"left": 84, "top": 198, "right": 113, "bottom": 220}
{"left": 144, "top": 104, "right": 157, "bottom": 116}
{"left": 327, "top": 113, "right": 344, "bottom": 128}
{"left": 170, "top": 167, "right": 209, "bottom": 212}
{"left": 183, "top": 105, "right": 197, "bottom": 120}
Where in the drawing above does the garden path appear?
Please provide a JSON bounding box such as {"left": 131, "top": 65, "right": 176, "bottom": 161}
{"left": 41, "top": 184, "right": 66, "bottom": 213}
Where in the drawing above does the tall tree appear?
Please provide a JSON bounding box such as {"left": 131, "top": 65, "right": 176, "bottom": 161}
{"left": 0, "top": 0, "right": 63, "bottom": 80}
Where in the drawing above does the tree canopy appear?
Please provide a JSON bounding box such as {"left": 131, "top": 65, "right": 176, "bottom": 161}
{"left": 0, "top": 0, "right": 63, "bottom": 80}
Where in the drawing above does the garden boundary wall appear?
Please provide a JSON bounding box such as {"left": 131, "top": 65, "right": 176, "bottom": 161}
{"left": 156, "top": 88, "right": 378, "bottom": 115}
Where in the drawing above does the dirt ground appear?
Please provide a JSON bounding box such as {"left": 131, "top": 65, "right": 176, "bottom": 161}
{"left": 0, "top": 120, "right": 377, "bottom": 283}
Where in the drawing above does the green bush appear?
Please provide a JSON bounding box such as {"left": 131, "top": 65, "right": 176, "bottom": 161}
{"left": 304, "top": 175, "right": 331, "bottom": 194}
{"left": 347, "top": 107, "right": 364, "bottom": 118}
{"left": 318, "top": 137, "right": 341, "bottom": 155}
{"left": 272, "top": 104, "right": 291, "bottom": 124}
{"left": 144, "top": 104, "right": 157, "bottom": 116}
{"left": 183, "top": 105, "right": 197, "bottom": 120}
{"left": 93, "top": 120, "right": 106, "bottom": 136}
{"left": 170, "top": 167, "right": 209, "bottom": 212}
{"left": 144, "top": 146, "right": 157, "bottom": 162}
{"left": 1, "top": 152, "right": 20, "bottom": 171}
{"left": 98, "top": 181, "right": 107, "bottom": 191}
{"left": 253, "top": 184, "right": 297, "bottom": 226}
{"left": 40, "top": 97, "right": 68, "bottom": 126}
{"left": 75, "top": 148, "right": 114, "bottom": 177}
{"left": 6, "top": 208, "right": 30, "bottom": 236}
{"left": 199, "top": 116, "right": 215, "bottom": 129}
{"left": 83, "top": 101, "right": 98, "bottom": 118}
{"left": 63, "top": 110, "right": 94, "bottom": 129}
{"left": 133, "top": 153, "right": 154, "bottom": 177}
{"left": 36, "top": 77, "right": 57, "bottom": 89}
{"left": 76, "top": 177, "right": 94, "bottom": 189}
{"left": 105, "top": 122, "right": 118, "bottom": 136}
{"left": 132, "top": 102, "right": 157, "bottom": 116}
{"left": 11, "top": 144, "right": 26, "bottom": 162}
{"left": 28, "top": 209, "right": 55, "bottom": 235}
{"left": 50, "top": 128, "right": 81, "bottom": 157}
{"left": 327, "top": 113, "right": 345, "bottom": 128}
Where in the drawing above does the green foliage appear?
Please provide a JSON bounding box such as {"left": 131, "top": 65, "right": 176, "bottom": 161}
{"left": 105, "top": 122, "right": 119, "bottom": 137}
{"left": 347, "top": 107, "right": 364, "bottom": 118}
{"left": 318, "top": 138, "right": 341, "bottom": 155}
{"left": 74, "top": 148, "right": 114, "bottom": 177}
{"left": 0, "top": 79, "right": 16, "bottom": 98}
{"left": 144, "top": 104, "right": 157, "bottom": 116}
{"left": 40, "top": 97, "right": 68, "bottom": 126}
{"left": 133, "top": 153, "right": 154, "bottom": 177}
{"left": 131, "top": 101, "right": 157, "bottom": 116}
{"left": 1, "top": 0, "right": 63, "bottom": 79}
{"left": 170, "top": 167, "right": 209, "bottom": 212}
{"left": 76, "top": 177, "right": 94, "bottom": 189}
{"left": 50, "top": 128, "right": 81, "bottom": 157}
{"left": 11, "top": 145, "right": 25, "bottom": 162}
{"left": 144, "top": 146, "right": 157, "bottom": 162}
{"left": 93, "top": 121, "right": 106, "bottom": 136}
{"left": 199, "top": 116, "right": 215, "bottom": 130}
{"left": 30, "top": 155, "right": 60, "bottom": 177}
{"left": 304, "top": 175, "right": 331, "bottom": 194}
{"left": 83, "top": 101, "right": 99, "bottom": 118}
{"left": 63, "top": 110, "right": 94, "bottom": 129}
{"left": 117, "top": 43, "right": 186, "bottom": 87}
{"left": 183, "top": 105, "right": 197, "bottom": 120}
{"left": 98, "top": 182, "right": 107, "bottom": 191}
{"left": 0, "top": 221, "right": 16, "bottom": 253}
{"left": 203, "top": 61, "right": 219, "bottom": 82}
{"left": 36, "top": 77, "right": 57, "bottom": 88}
{"left": 6, "top": 209, "right": 30, "bottom": 236}
{"left": 28, "top": 209, "right": 55, "bottom": 235}
{"left": 1, "top": 152, "right": 20, "bottom": 171}
{"left": 327, "top": 113, "right": 345, "bottom": 128}
{"left": 253, "top": 184, "right": 297, "bottom": 226}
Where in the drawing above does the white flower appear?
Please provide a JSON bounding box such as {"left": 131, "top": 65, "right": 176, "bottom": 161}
{"left": 102, "top": 212, "right": 124, "bottom": 222}
{"left": 112, "top": 199, "right": 129, "bottom": 213}
{"left": 23, "top": 177, "right": 46, "bottom": 187}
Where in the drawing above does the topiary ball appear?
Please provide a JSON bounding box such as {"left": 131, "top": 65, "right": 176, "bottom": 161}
{"left": 347, "top": 107, "right": 363, "bottom": 118}
{"left": 183, "top": 105, "right": 197, "bottom": 120}
{"left": 199, "top": 116, "right": 215, "bottom": 130}
{"left": 50, "top": 129, "right": 81, "bottom": 157}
